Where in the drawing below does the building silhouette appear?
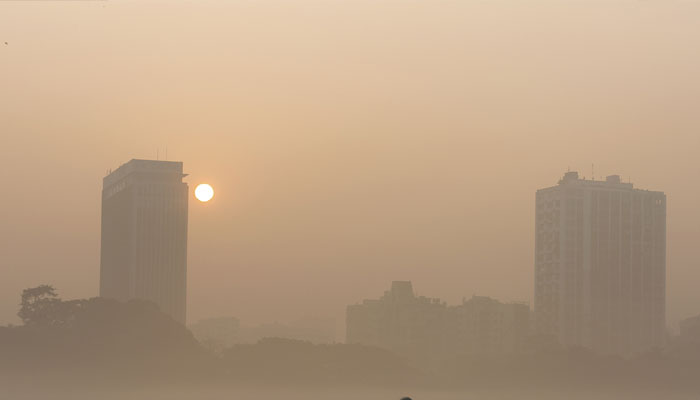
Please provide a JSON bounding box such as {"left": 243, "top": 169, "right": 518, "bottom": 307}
{"left": 188, "top": 317, "right": 241, "bottom": 352}
{"left": 447, "top": 295, "right": 530, "bottom": 355}
{"left": 535, "top": 171, "right": 666, "bottom": 355}
{"left": 346, "top": 281, "right": 447, "bottom": 359}
{"left": 679, "top": 315, "right": 700, "bottom": 343}
{"left": 100, "top": 159, "right": 189, "bottom": 324}
{"left": 189, "top": 316, "right": 336, "bottom": 352}
{"left": 346, "top": 281, "right": 529, "bottom": 361}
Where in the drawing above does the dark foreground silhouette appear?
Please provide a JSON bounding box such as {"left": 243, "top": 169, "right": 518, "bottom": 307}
{"left": 3, "top": 286, "right": 700, "bottom": 397}
{"left": 0, "top": 285, "right": 213, "bottom": 386}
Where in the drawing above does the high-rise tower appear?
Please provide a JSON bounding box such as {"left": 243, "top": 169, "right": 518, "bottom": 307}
{"left": 535, "top": 172, "right": 666, "bottom": 355}
{"left": 100, "top": 159, "right": 189, "bottom": 323}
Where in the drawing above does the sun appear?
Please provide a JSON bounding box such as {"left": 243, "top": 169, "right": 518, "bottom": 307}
{"left": 194, "top": 184, "right": 214, "bottom": 202}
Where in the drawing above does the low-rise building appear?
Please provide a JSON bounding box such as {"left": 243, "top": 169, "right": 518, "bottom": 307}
{"left": 346, "top": 281, "right": 530, "bottom": 361}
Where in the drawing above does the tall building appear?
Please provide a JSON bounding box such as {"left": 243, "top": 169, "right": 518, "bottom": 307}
{"left": 535, "top": 171, "right": 666, "bottom": 355}
{"left": 100, "top": 159, "right": 189, "bottom": 324}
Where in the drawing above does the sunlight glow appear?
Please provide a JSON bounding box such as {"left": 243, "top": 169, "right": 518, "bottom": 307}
{"left": 194, "top": 184, "right": 214, "bottom": 202}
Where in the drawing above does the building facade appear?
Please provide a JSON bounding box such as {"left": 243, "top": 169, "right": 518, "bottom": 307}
{"left": 535, "top": 171, "right": 666, "bottom": 355}
{"left": 447, "top": 295, "right": 530, "bottom": 355}
{"left": 346, "top": 281, "right": 529, "bottom": 361}
{"left": 347, "top": 281, "right": 447, "bottom": 360}
{"left": 100, "top": 159, "right": 189, "bottom": 324}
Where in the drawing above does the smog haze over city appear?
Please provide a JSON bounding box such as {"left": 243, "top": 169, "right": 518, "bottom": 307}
{"left": 2, "top": 1, "right": 700, "bottom": 399}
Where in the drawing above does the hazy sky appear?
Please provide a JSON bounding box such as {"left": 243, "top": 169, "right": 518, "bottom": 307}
{"left": 1, "top": 1, "right": 699, "bottom": 335}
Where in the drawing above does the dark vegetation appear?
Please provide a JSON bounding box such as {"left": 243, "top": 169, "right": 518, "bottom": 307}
{"left": 0, "top": 285, "right": 214, "bottom": 387}
{"left": 3, "top": 285, "right": 700, "bottom": 395}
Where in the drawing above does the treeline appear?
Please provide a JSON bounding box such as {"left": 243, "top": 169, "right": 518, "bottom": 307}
{"left": 0, "top": 285, "right": 214, "bottom": 385}
{"left": 2, "top": 286, "right": 700, "bottom": 394}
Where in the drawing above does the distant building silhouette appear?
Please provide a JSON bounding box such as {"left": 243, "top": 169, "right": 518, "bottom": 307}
{"left": 188, "top": 317, "right": 241, "bottom": 352}
{"left": 535, "top": 172, "right": 666, "bottom": 355}
{"left": 346, "top": 281, "right": 446, "bottom": 358}
{"left": 346, "top": 281, "right": 529, "bottom": 360}
{"left": 189, "top": 316, "right": 336, "bottom": 351}
{"left": 447, "top": 295, "right": 530, "bottom": 355}
{"left": 679, "top": 315, "right": 700, "bottom": 343}
{"left": 100, "top": 159, "right": 189, "bottom": 324}
{"left": 242, "top": 317, "right": 336, "bottom": 344}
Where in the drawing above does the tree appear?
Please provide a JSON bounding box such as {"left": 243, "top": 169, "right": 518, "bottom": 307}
{"left": 17, "top": 285, "right": 61, "bottom": 326}
{"left": 4, "top": 287, "right": 213, "bottom": 382}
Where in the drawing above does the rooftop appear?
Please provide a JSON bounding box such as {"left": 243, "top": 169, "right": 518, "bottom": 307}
{"left": 558, "top": 171, "right": 634, "bottom": 189}
{"left": 103, "top": 159, "right": 186, "bottom": 188}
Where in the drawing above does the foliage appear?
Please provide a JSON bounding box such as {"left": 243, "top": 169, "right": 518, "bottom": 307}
{"left": 5, "top": 285, "right": 700, "bottom": 394}
{"left": 17, "top": 284, "right": 61, "bottom": 325}
{"left": 2, "top": 286, "right": 213, "bottom": 383}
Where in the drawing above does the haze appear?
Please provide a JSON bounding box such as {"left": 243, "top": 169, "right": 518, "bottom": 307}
{"left": 1, "top": 0, "right": 699, "bottom": 337}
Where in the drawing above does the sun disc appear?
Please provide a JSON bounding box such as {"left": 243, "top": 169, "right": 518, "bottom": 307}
{"left": 195, "top": 184, "right": 214, "bottom": 202}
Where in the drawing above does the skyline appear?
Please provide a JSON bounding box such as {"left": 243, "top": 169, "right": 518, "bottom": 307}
{"left": 2, "top": 1, "right": 700, "bottom": 336}
{"left": 1, "top": 163, "right": 692, "bottom": 334}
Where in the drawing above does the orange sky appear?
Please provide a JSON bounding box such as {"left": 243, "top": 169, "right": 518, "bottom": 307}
{"left": 1, "top": 0, "right": 699, "bottom": 335}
